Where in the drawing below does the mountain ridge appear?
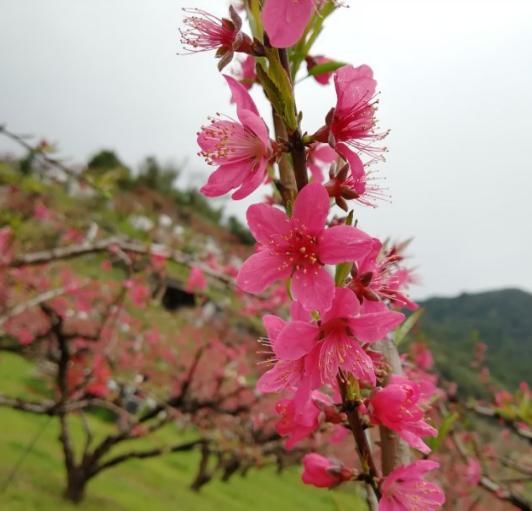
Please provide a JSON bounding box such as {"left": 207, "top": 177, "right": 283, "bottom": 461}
{"left": 418, "top": 287, "right": 532, "bottom": 394}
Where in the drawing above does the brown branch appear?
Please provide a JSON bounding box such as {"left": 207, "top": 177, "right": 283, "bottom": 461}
{"left": 498, "top": 456, "right": 532, "bottom": 476}
{"left": 8, "top": 237, "right": 123, "bottom": 268}
{"left": 90, "top": 439, "right": 205, "bottom": 477}
{"left": 337, "top": 375, "right": 381, "bottom": 500}
{"left": 469, "top": 402, "right": 532, "bottom": 442}
{"left": 80, "top": 412, "right": 94, "bottom": 460}
{"left": 277, "top": 48, "right": 308, "bottom": 193}
{"left": 7, "top": 238, "right": 236, "bottom": 289}
{"left": 0, "top": 394, "right": 127, "bottom": 416}
{"left": 0, "top": 283, "right": 89, "bottom": 327}
{"left": 451, "top": 430, "right": 532, "bottom": 511}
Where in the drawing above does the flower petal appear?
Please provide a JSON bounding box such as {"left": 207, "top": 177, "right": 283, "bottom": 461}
{"left": 337, "top": 142, "right": 364, "bottom": 179}
{"left": 322, "top": 287, "right": 360, "bottom": 322}
{"left": 291, "top": 183, "right": 330, "bottom": 236}
{"left": 263, "top": 314, "right": 286, "bottom": 344}
{"left": 232, "top": 158, "right": 268, "bottom": 200}
{"left": 200, "top": 161, "right": 246, "bottom": 197}
{"left": 236, "top": 250, "right": 290, "bottom": 293}
{"left": 292, "top": 266, "right": 334, "bottom": 312}
{"left": 262, "top": 0, "right": 314, "bottom": 48}
{"left": 224, "top": 74, "right": 259, "bottom": 117}
{"left": 238, "top": 109, "right": 270, "bottom": 147}
{"left": 257, "top": 360, "right": 300, "bottom": 393}
{"left": 319, "top": 225, "right": 372, "bottom": 264}
{"left": 275, "top": 321, "right": 319, "bottom": 360}
{"left": 246, "top": 202, "right": 290, "bottom": 246}
{"left": 334, "top": 65, "right": 376, "bottom": 113}
{"left": 348, "top": 311, "right": 404, "bottom": 343}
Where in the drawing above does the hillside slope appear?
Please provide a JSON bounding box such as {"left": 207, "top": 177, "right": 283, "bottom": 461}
{"left": 420, "top": 288, "right": 532, "bottom": 392}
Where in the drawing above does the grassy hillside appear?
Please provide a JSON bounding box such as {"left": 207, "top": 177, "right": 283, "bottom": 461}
{"left": 0, "top": 354, "right": 366, "bottom": 511}
{"left": 420, "top": 288, "right": 532, "bottom": 393}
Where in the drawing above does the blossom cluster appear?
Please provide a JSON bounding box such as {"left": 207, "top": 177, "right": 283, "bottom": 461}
{"left": 181, "top": 2, "right": 444, "bottom": 510}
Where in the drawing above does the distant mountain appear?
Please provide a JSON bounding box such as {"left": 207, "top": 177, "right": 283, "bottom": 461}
{"left": 419, "top": 289, "right": 532, "bottom": 394}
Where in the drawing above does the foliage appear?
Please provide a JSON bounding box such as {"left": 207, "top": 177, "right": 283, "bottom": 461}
{"left": 420, "top": 289, "right": 532, "bottom": 392}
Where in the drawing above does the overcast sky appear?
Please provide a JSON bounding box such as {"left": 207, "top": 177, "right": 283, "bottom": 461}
{"left": 1, "top": 0, "right": 531, "bottom": 300}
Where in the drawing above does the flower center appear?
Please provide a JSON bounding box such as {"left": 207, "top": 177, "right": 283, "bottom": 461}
{"left": 284, "top": 229, "right": 320, "bottom": 271}
{"left": 199, "top": 119, "right": 265, "bottom": 165}
{"left": 321, "top": 317, "right": 350, "bottom": 338}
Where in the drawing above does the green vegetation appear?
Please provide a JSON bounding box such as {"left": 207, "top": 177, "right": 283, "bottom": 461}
{"left": 420, "top": 288, "right": 532, "bottom": 393}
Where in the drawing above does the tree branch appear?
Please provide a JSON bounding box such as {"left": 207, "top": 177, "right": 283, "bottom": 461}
{"left": 90, "top": 439, "right": 205, "bottom": 477}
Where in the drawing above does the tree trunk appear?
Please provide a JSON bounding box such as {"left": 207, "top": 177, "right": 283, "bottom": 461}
{"left": 64, "top": 468, "right": 89, "bottom": 504}
{"left": 190, "top": 444, "right": 212, "bottom": 492}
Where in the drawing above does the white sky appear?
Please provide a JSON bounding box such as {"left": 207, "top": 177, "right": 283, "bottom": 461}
{"left": 1, "top": 0, "right": 531, "bottom": 299}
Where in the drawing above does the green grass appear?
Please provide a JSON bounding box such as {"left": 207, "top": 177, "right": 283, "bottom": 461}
{"left": 0, "top": 354, "right": 367, "bottom": 511}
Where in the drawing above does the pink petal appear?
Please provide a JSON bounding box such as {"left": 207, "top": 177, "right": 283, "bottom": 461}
{"left": 309, "top": 162, "right": 324, "bottom": 183}
{"left": 336, "top": 142, "right": 364, "bottom": 178}
{"left": 399, "top": 431, "right": 432, "bottom": 455}
{"left": 291, "top": 183, "right": 329, "bottom": 236}
{"left": 238, "top": 109, "right": 270, "bottom": 147}
{"left": 223, "top": 74, "right": 259, "bottom": 117}
{"left": 290, "top": 301, "right": 311, "bottom": 322}
{"left": 320, "top": 333, "right": 376, "bottom": 385}
{"left": 292, "top": 266, "right": 334, "bottom": 312}
{"left": 334, "top": 65, "right": 376, "bottom": 113}
{"left": 232, "top": 158, "right": 268, "bottom": 200}
{"left": 313, "top": 144, "right": 337, "bottom": 163}
{"left": 246, "top": 203, "right": 290, "bottom": 246}
{"left": 348, "top": 311, "right": 404, "bottom": 342}
{"left": 257, "top": 360, "right": 300, "bottom": 393}
{"left": 275, "top": 321, "right": 319, "bottom": 360}
{"left": 319, "top": 225, "right": 372, "bottom": 264}
{"left": 262, "top": 0, "right": 314, "bottom": 48}
{"left": 200, "top": 161, "right": 246, "bottom": 197}
{"left": 401, "top": 480, "right": 446, "bottom": 510}
{"left": 322, "top": 287, "right": 360, "bottom": 322}
{"left": 378, "top": 498, "right": 401, "bottom": 511}
{"left": 263, "top": 314, "right": 286, "bottom": 343}
{"left": 236, "top": 250, "right": 291, "bottom": 293}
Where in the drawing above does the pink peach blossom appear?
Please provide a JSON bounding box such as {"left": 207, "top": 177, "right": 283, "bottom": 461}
{"left": 301, "top": 453, "right": 353, "bottom": 488}
{"left": 315, "top": 65, "right": 387, "bottom": 178}
{"left": 186, "top": 267, "right": 208, "bottom": 293}
{"left": 465, "top": 458, "right": 481, "bottom": 486}
{"left": 237, "top": 183, "right": 372, "bottom": 311}
{"left": 369, "top": 375, "right": 437, "bottom": 454}
{"left": 180, "top": 7, "right": 252, "bottom": 69}
{"left": 324, "top": 159, "right": 387, "bottom": 210}
{"left": 275, "top": 287, "right": 404, "bottom": 386}
{"left": 349, "top": 238, "right": 418, "bottom": 310}
{"left": 199, "top": 75, "right": 273, "bottom": 200}
{"left": 410, "top": 342, "right": 434, "bottom": 371}
{"left": 275, "top": 393, "right": 322, "bottom": 449}
{"left": 379, "top": 460, "right": 445, "bottom": 511}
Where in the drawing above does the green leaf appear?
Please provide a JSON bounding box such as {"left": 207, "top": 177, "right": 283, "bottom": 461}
{"left": 345, "top": 210, "right": 354, "bottom": 226}
{"left": 426, "top": 412, "right": 459, "bottom": 451}
{"left": 335, "top": 262, "right": 352, "bottom": 286}
{"left": 308, "top": 60, "right": 345, "bottom": 77}
{"left": 395, "top": 308, "right": 424, "bottom": 346}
